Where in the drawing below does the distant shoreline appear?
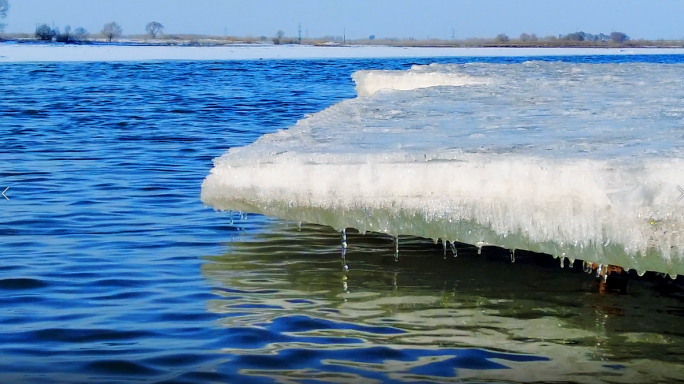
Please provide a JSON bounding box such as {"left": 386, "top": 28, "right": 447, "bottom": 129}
{"left": 3, "top": 35, "right": 684, "bottom": 50}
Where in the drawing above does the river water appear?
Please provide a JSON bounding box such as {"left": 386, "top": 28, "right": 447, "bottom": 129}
{"left": 2, "top": 54, "right": 684, "bottom": 383}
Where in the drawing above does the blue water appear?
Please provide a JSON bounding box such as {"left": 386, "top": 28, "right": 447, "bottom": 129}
{"left": 2, "top": 55, "right": 684, "bottom": 383}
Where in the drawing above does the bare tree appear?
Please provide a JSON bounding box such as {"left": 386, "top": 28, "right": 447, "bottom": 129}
{"left": 54, "top": 25, "right": 70, "bottom": 42}
{"left": 102, "top": 21, "right": 122, "bottom": 42}
{"left": 72, "top": 27, "right": 89, "bottom": 42}
{"left": 0, "top": 0, "right": 8, "bottom": 32}
{"left": 0, "top": 0, "right": 8, "bottom": 18}
{"left": 520, "top": 33, "right": 530, "bottom": 42}
{"left": 495, "top": 33, "right": 509, "bottom": 43}
{"left": 145, "top": 21, "right": 164, "bottom": 38}
{"left": 610, "top": 32, "right": 629, "bottom": 44}
{"left": 273, "top": 30, "right": 285, "bottom": 44}
{"left": 35, "top": 24, "right": 56, "bottom": 40}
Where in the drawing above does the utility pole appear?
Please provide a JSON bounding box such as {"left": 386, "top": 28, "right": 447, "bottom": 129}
{"left": 452, "top": 28, "right": 455, "bottom": 39}
{"left": 298, "top": 22, "right": 301, "bottom": 44}
{"left": 343, "top": 27, "right": 346, "bottom": 44}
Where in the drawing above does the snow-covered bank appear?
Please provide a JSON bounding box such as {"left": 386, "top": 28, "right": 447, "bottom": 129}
{"left": 1, "top": 43, "right": 684, "bottom": 62}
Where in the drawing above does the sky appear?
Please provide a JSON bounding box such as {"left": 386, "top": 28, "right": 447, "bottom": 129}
{"left": 2, "top": 0, "right": 684, "bottom": 40}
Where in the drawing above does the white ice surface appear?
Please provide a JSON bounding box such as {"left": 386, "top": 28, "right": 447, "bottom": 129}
{"left": 1, "top": 43, "right": 684, "bottom": 62}
{"left": 202, "top": 62, "right": 684, "bottom": 275}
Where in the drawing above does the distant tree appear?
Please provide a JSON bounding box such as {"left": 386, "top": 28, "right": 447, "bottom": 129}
{"left": 102, "top": 21, "right": 122, "bottom": 42}
{"left": 610, "top": 31, "right": 629, "bottom": 44}
{"left": 35, "top": 24, "right": 56, "bottom": 41}
{"left": 54, "top": 25, "right": 69, "bottom": 42}
{"left": 519, "top": 33, "right": 530, "bottom": 42}
{"left": 145, "top": 21, "right": 163, "bottom": 38}
{"left": 72, "top": 27, "right": 89, "bottom": 42}
{"left": 0, "top": 0, "right": 8, "bottom": 18}
{"left": 0, "top": 0, "right": 9, "bottom": 32}
{"left": 495, "top": 33, "right": 509, "bottom": 43}
{"left": 563, "top": 32, "right": 584, "bottom": 42}
{"left": 529, "top": 33, "right": 539, "bottom": 42}
{"left": 273, "top": 30, "right": 285, "bottom": 44}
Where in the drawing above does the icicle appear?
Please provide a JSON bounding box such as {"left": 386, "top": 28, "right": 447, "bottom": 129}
{"left": 603, "top": 271, "right": 608, "bottom": 283}
{"left": 443, "top": 240, "right": 447, "bottom": 258}
{"left": 341, "top": 241, "right": 348, "bottom": 271}
{"left": 569, "top": 259, "right": 575, "bottom": 268}
{"left": 394, "top": 236, "right": 399, "bottom": 262}
{"left": 476, "top": 242, "right": 484, "bottom": 255}
{"left": 434, "top": 238, "right": 439, "bottom": 245}
{"left": 450, "top": 242, "right": 457, "bottom": 257}
{"left": 510, "top": 249, "right": 515, "bottom": 263}
{"left": 560, "top": 257, "right": 565, "bottom": 268}
{"left": 596, "top": 264, "right": 603, "bottom": 278}
{"left": 341, "top": 229, "right": 347, "bottom": 250}
{"left": 297, "top": 222, "right": 302, "bottom": 231}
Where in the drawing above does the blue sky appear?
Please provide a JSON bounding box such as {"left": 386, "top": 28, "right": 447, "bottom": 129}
{"left": 3, "top": 0, "right": 684, "bottom": 40}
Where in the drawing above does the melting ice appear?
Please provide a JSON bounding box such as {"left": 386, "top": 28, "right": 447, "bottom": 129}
{"left": 201, "top": 62, "right": 684, "bottom": 275}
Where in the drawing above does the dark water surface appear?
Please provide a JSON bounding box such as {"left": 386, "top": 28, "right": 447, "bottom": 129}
{"left": 2, "top": 55, "right": 684, "bottom": 383}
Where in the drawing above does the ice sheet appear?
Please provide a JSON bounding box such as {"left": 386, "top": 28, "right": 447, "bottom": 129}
{"left": 2, "top": 43, "right": 684, "bottom": 62}
{"left": 201, "top": 62, "right": 684, "bottom": 275}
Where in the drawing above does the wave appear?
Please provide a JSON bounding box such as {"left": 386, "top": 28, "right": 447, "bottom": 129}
{"left": 201, "top": 63, "right": 684, "bottom": 275}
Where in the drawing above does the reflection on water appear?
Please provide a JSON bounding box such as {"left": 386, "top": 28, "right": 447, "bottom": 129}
{"left": 201, "top": 222, "right": 684, "bottom": 383}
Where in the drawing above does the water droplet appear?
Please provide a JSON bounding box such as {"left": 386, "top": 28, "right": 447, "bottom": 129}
{"left": 510, "top": 249, "right": 515, "bottom": 263}
{"left": 637, "top": 270, "right": 646, "bottom": 277}
{"left": 344, "top": 264, "right": 349, "bottom": 271}
{"left": 477, "top": 247, "right": 482, "bottom": 255}
{"left": 569, "top": 258, "right": 575, "bottom": 268}
{"left": 596, "top": 264, "right": 603, "bottom": 278}
{"left": 560, "top": 257, "right": 565, "bottom": 268}
{"left": 669, "top": 273, "right": 678, "bottom": 280}
{"left": 603, "top": 272, "right": 608, "bottom": 283}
